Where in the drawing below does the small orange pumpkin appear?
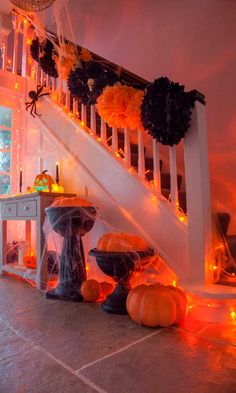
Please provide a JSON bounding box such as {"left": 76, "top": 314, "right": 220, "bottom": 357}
{"left": 126, "top": 284, "right": 187, "bottom": 328}
{"left": 100, "top": 281, "right": 114, "bottom": 298}
{"left": 33, "top": 170, "right": 55, "bottom": 192}
{"left": 97, "top": 232, "right": 149, "bottom": 252}
{"left": 23, "top": 255, "right": 37, "bottom": 269}
{"left": 81, "top": 279, "right": 101, "bottom": 302}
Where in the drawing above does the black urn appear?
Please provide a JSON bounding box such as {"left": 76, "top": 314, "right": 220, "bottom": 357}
{"left": 89, "top": 248, "right": 154, "bottom": 314}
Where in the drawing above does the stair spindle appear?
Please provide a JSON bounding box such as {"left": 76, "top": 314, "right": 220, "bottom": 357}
{"left": 169, "top": 145, "right": 179, "bottom": 208}
{"left": 138, "top": 128, "right": 145, "bottom": 179}
{"left": 112, "top": 127, "right": 118, "bottom": 153}
{"left": 12, "top": 29, "right": 18, "bottom": 74}
{"left": 65, "top": 85, "right": 70, "bottom": 110}
{"left": 90, "top": 105, "right": 96, "bottom": 135}
{"left": 124, "top": 128, "right": 131, "bottom": 165}
{"left": 72, "top": 98, "right": 77, "bottom": 117}
{"left": 81, "top": 104, "right": 87, "bottom": 126}
{"left": 58, "top": 77, "right": 63, "bottom": 104}
{"left": 100, "top": 118, "right": 107, "bottom": 144}
{"left": 153, "top": 140, "right": 161, "bottom": 193}
{"left": 2, "top": 36, "right": 8, "bottom": 71}
{"left": 21, "top": 21, "right": 27, "bottom": 77}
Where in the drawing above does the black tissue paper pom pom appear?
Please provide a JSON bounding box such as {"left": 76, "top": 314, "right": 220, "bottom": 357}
{"left": 68, "top": 61, "right": 118, "bottom": 105}
{"left": 30, "top": 37, "right": 58, "bottom": 78}
{"left": 30, "top": 38, "right": 40, "bottom": 61}
{"left": 39, "top": 55, "right": 58, "bottom": 78}
{"left": 141, "top": 77, "right": 195, "bottom": 146}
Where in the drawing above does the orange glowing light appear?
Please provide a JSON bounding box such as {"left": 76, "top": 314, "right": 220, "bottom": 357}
{"left": 68, "top": 112, "right": 73, "bottom": 117}
{"left": 80, "top": 121, "right": 84, "bottom": 127}
{"left": 8, "top": 59, "right": 12, "bottom": 64}
{"left": 14, "top": 82, "right": 19, "bottom": 89}
{"left": 213, "top": 265, "right": 218, "bottom": 271}
{"left": 26, "top": 38, "right": 31, "bottom": 45}
{"left": 172, "top": 280, "right": 177, "bottom": 287}
{"left": 151, "top": 196, "right": 157, "bottom": 203}
{"left": 24, "top": 19, "right": 27, "bottom": 24}
{"left": 97, "top": 137, "right": 101, "bottom": 142}
{"left": 85, "top": 265, "right": 90, "bottom": 271}
{"left": 179, "top": 216, "right": 185, "bottom": 222}
{"left": 115, "top": 152, "right": 120, "bottom": 157}
{"left": 230, "top": 309, "right": 236, "bottom": 321}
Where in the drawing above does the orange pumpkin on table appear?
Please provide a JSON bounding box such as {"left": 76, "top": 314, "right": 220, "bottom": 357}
{"left": 33, "top": 170, "right": 55, "bottom": 192}
{"left": 126, "top": 284, "right": 187, "bottom": 328}
{"left": 97, "top": 232, "right": 150, "bottom": 252}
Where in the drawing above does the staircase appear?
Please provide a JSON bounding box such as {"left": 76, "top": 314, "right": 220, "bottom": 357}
{"left": 0, "top": 11, "right": 235, "bottom": 322}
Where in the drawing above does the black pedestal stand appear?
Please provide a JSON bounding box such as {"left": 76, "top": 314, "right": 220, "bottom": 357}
{"left": 89, "top": 249, "right": 154, "bottom": 314}
{"left": 45, "top": 206, "right": 96, "bottom": 301}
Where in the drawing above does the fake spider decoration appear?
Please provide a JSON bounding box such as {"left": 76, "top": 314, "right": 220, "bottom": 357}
{"left": 25, "top": 85, "right": 49, "bottom": 117}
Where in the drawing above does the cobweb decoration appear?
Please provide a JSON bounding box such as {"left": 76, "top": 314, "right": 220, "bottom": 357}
{"left": 10, "top": 0, "right": 56, "bottom": 12}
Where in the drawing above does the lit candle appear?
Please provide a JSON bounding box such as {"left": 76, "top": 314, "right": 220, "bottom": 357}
{"left": 19, "top": 168, "right": 23, "bottom": 193}
{"left": 56, "top": 162, "right": 59, "bottom": 184}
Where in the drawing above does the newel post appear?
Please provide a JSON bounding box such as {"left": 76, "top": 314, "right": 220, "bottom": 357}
{"left": 184, "top": 100, "right": 212, "bottom": 284}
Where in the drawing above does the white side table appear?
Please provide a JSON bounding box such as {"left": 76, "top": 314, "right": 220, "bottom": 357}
{"left": 0, "top": 192, "right": 75, "bottom": 289}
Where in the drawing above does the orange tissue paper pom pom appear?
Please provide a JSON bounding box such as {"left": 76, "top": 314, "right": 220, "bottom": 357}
{"left": 97, "top": 84, "right": 144, "bottom": 130}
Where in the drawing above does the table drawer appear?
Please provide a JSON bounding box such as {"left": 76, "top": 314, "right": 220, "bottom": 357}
{"left": 2, "top": 203, "right": 17, "bottom": 218}
{"left": 18, "top": 200, "right": 37, "bottom": 217}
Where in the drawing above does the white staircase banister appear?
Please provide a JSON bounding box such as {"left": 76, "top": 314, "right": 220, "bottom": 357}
{"left": 184, "top": 101, "right": 212, "bottom": 284}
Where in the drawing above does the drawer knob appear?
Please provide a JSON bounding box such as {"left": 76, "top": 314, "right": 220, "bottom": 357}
{"left": 8, "top": 208, "right": 11, "bottom": 212}
{"left": 24, "top": 206, "right": 29, "bottom": 211}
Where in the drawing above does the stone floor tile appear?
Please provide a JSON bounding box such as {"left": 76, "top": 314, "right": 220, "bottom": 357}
{"left": 199, "top": 323, "right": 236, "bottom": 346}
{"left": 0, "top": 345, "right": 97, "bottom": 393}
{"left": 6, "top": 299, "right": 155, "bottom": 370}
{"left": 80, "top": 329, "right": 236, "bottom": 393}
{"left": 0, "top": 276, "right": 54, "bottom": 322}
{"left": 176, "top": 317, "right": 211, "bottom": 334}
{"left": 0, "top": 320, "right": 30, "bottom": 363}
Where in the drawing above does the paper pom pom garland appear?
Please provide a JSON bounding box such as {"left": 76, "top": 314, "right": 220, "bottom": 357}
{"left": 30, "top": 37, "right": 58, "bottom": 78}
{"left": 67, "top": 61, "right": 118, "bottom": 105}
{"left": 97, "top": 84, "right": 144, "bottom": 130}
{"left": 54, "top": 43, "right": 78, "bottom": 80}
{"left": 30, "top": 37, "right": 40, "bottom": 61}
{"left": 141, "top": 77, "right": 195, "bottom": 146}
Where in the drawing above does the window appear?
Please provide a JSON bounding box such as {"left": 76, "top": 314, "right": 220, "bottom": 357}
{"left": 0, "top": 106, "right": 13, "bottom": 195}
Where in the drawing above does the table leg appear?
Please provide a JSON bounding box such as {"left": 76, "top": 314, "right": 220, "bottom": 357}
{"left": 0, "top": 221, "right": 7, "bottom": 274}
{"left": 36, "top": 218, "right": 48, "bottom": 290}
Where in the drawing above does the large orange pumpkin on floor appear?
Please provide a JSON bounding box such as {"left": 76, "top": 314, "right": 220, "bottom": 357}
{"left": 81, "top": 279, "right": 101, "bottom": 302}
{"left": 126, "top": 284, "right": 187, "bottom": 328}
{"left": 97, "top": 232, "right": 149, "bottom": 252}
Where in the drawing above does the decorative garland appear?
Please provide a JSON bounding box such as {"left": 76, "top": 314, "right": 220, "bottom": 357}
{"left": 141, "top": 77, "right": 195, "bottom": 146}
{"left": 97, "top": 84, "right": 144, "bottom": 130}
{"left": 29, "top": 32, "right": 199, "bottom": 142}
{"left": 30, "top": 37, "right": 58, "bottom": 78}
{"left": 53, "top": 42, "right": 78, "bottom": 80}
{"left": 68, "top": 62, "right": 118, "bottom": 105}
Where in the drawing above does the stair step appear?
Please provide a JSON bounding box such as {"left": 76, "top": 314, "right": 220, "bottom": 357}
{"left": 162, "top": 189, "right": 187, "bottom": 213}
{"left": 145, "top": 171, "right": 182, "bottom": 191}
{"left": 217, "top": 212, "right": 230, "bottom": 236}
{"left": 130, "top": 154, "right": 163, "bottom": 171}
{"left": 225, "top": 235, "right": 236, "bottom": 258}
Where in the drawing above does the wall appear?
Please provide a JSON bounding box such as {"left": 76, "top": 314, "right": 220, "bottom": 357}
{"left": 46, "top": 0, "right": 236, "bottom": 233}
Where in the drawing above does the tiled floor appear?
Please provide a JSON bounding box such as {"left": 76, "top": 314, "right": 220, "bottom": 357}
{"left": 0, "top": 276, "right": 235, "bottom": 393}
